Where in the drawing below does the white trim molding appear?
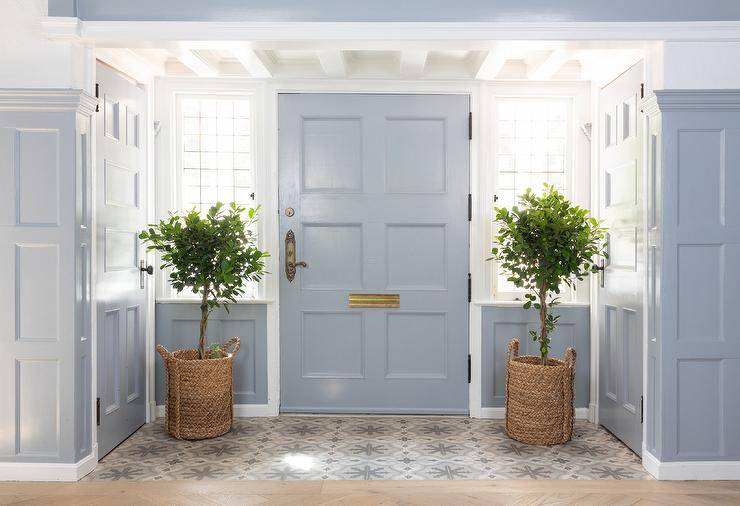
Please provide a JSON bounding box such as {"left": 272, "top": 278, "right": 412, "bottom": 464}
{"left": 642, "top": 449, "right": 740, "bottom": 481}
{"left": 0, "top": 444, "right": 98, "bottom": 482}
{"left": 0, "top": 89, "right": 97, "bottom": 114}
{"left": 647, "top": 89, "right": 740, "bottom": 111}
{"left": 479, "top": 407, "right": 590, "bottom": 419}
{"left": 42, "top": 19, "right": 740, "bottom": 43}
{"left": 156, "top": 404, "right": 278, "bottom": 418}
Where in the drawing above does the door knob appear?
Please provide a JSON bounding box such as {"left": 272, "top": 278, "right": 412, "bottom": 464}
{"left": 596, "top": 258, "right": 606, "bottom": 288}
{"left": 139, "top": 260, "right": 153, "bottom": 289}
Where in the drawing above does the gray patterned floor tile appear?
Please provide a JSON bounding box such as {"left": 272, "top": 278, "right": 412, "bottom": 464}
{"left": 87, "top": 416, "right": 649, "bottom": 481}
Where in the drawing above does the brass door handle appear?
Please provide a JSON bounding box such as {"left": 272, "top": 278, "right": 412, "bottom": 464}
{"left": 285, "top": 230, "right": 307, "bottom": 282}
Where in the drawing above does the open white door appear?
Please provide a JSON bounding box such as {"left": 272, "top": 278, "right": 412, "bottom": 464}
{"left": 597, "top": 61, "right": 645, "bottom": 455}
{"left": 95, "top": 62, "right": 150, "bottom": 457}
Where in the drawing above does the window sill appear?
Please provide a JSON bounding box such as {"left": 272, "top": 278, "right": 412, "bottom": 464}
{"left": 472, "top": 300, "right": 589, "bottom": 308}
{"left": 156, "top": 298, "right": 274, "bottom": 305}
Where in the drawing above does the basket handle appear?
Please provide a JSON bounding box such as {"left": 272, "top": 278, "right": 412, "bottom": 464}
{"left": 223, "top": 336, "right": 241, "bottom": 356}
{"left": 156, "top": 344, "right": 172, "bottom": 361}
{"left": 507, "top": 339, "right": 520, "bottom": 363}
{"left": 564, "top": 347, "right": 577, "bottom": 370}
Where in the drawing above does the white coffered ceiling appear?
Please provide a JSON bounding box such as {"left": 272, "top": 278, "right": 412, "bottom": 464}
{"left": 93, "top": 41, "right": 645, "bottom": 82}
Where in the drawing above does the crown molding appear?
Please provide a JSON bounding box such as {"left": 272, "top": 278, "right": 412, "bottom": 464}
{"left": 41, "top": 18, "right": 740, "bottom": 43}
{"left": 0, "top": 89, "right": 98, "bottom": 115}
{"left": 652, "top": 89, "right": 740, "bottom": 111}
{"left": 39, "top": 16, "right": 83, "bottom": 41}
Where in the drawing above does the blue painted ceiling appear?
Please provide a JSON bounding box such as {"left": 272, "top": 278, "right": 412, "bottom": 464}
{"left": 50, "top": 0, "right": 740, "bottom": 22}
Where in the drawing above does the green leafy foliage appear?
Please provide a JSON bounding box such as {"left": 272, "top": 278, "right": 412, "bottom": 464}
{"left": 205, "top": 343, "right": 225, "bottom": 360}
{"left": 139, "top": 203, "right": 269, "bottom": 359}
{"left": 491, "top": 184, "right": 607, "bottom": 364}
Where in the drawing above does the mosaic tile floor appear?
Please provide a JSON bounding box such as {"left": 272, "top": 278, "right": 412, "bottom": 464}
{"left": 86, "top": 416, "right": 649, "bottom": 481}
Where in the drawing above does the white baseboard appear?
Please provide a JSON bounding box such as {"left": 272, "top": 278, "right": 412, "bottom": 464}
{"left": 0, "top": 443, "right": 98, "bottom": 482}
{"left": 155, "top": 403, "right": 278, "bottom": 418}
{"left": 478, "top": 407, "right": 590, "bottom": 419}
{"left": 642, "top": 447, "right": 740, "bottom": 480}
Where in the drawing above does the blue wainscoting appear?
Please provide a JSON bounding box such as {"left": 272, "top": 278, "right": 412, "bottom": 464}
{"left": 155, "top": 303, "right": 268, "bottom": 405}
{"left": 481, "top": 304, "right": 590, "bottom": 408}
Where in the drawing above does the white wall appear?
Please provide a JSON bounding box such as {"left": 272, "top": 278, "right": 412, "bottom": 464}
{"left": 661, "top": 41, "right": 740, "bottom": 90}
{"left": 0, "top": 0, "right": 92, "bottom": 92}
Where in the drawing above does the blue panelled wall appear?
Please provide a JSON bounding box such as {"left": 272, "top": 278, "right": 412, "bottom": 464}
{"left": 155, "top": 304, "right": 268, "bottom": 406}
{"left": 481, "top": 305, "right": 590, "bottom": 409}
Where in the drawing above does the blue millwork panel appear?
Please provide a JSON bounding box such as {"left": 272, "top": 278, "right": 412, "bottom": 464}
{"left": 646, "top": 91, "right": 740, "bottom": 463}
{"left": 155, "top": 303, "right": 268, "bottom": 405}
{"left": 481, "top": 305, "right": 591, "bottom": 409}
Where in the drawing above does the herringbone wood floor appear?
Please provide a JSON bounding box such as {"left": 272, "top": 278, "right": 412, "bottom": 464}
{"left": 1, "top": 480, "right": 740, "bottom": 505}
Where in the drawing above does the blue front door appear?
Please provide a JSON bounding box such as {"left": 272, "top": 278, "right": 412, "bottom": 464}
{"left": 279, "top": 94, "right": 470, "bottom": 413}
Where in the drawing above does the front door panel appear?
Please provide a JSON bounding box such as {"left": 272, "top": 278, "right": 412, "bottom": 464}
{"left": 279, "top": 94, "right": 470, "bottom": 413}
{"left": 598, "top": 62, "right": 644, "bottom": 454}
{"left": 96, "top": 62, "right": 148, "bottom": 456}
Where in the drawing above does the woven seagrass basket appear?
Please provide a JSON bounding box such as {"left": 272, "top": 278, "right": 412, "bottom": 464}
{"left": 156, "top": 337, "right": 240, "bottom": 440}
{"left": 505, "top": 338, "right": 576, "bottom": 445}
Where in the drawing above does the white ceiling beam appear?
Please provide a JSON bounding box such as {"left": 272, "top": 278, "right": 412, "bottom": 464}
{"left": 399, "top": 50, "right": 428, "bottom": 78}
{"left": 168, "top": 44, "right": 219, "bottom": 77}
{"left": 475, "top": 49, "right": 510, "bottom": 80}
{"left": 527, "top": 50, "right": 572, "bottom": 80}
{"left": 95, "top": 48, "right": 165, "bottom": 82}
{"left": 317, "top": 50, "right": 347, "bottom": 78}
{"left": 229, "top": 44, "right": 274, "bottom": 78}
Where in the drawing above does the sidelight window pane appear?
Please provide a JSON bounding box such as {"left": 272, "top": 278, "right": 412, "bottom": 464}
{"left": 179, "top": 96, "right": 255, "bottom": 214}
{"left": 176, "top": 94, "right": 258, "bottom": 299}
{"left": 492, "top": 96, "right": 573, "bottom": 297}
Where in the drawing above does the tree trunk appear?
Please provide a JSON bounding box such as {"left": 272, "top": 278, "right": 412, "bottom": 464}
{"left": 198, "top": 284, "right": 210, "bottom": 359}
{"left": 539, "top": 284, "right": 548, "bottom": 365}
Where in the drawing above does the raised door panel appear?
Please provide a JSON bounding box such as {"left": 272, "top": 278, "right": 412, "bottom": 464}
{"left": 385, "top": 118, "right": 446, "bottom": 193}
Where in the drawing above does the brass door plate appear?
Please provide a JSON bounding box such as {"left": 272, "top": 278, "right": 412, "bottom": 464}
{"left": 285, "top": 230, "right": 296, "bottom": 282}
{"left": 348, "top": 293, "right": 400, "bottom": 308}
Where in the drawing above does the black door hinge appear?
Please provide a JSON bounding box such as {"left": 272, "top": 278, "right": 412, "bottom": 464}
{"left": 96, "top": 397, "right": 101, "bottom": 426}
{"left": 467, "top": 273, "right": 471, "bottom": 302}
{"left": 640, "top": 83, "right": 645, "bottom": 99}
{"left": 640, "top": 395, "right": 644, "bottom": 424}
{"left": 94, "top": 83, "right": 100, "bottom": 112}
{"left": 468, "top": 112, "right": 472, "bottom": 140}
{"left": 467, "top": 194, "right": 472, "bottom": 221}
{"left": 467, "top": 354, "right": 472, "bottom": 383}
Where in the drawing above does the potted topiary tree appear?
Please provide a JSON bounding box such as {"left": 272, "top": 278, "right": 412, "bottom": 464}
{"left": 491, "top": 184, "right": 606, "bottom": 445}
{"left": 140, "top": 202, "right": 268, "bottom": 440}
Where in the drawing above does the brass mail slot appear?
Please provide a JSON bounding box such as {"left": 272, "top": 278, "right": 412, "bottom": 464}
{"left": 348, "top": 293, "right": 400, "bottom": 308}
